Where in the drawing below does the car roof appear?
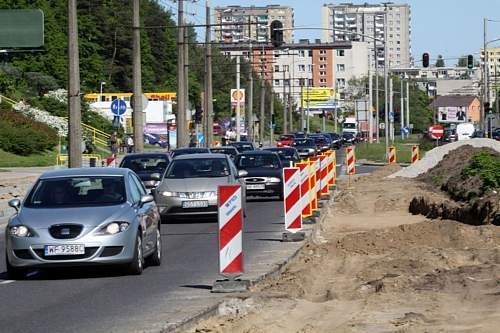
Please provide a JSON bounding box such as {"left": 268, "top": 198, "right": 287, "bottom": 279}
{"left": 238, "top": 150, "right": 277, "bottom": 155}
{"left": 172, "top": 147, "right": 210, "bottom": 151}
{"left": 173, "top": 153, "right": 227, "bottom": 160}
{"left": 121, "top": 152, "right": 170, "bottom": 158}
{"left": 40, "top": 167, "right": 130, "bottom": 179}
{"left": 264, "top": 147, "right": 296, "bottom": 151}
{"left": 210, "top": 146, "right": 238, "bottom": 150}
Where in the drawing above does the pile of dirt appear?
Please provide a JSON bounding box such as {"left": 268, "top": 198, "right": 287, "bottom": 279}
{"left": 412, "top": 145, "right": 500, "bottom": 225}
{"left": 188, "top": 167, "right": 500, "bottom": 333}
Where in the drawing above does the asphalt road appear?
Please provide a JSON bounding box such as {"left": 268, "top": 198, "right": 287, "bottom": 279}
{"left": 0, "top": 146, "right": 378, "bottom": 333}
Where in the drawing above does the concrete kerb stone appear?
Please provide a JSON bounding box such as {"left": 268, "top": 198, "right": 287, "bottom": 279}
{"left": 170, "top": 193, "right": 336, "bottom": 333}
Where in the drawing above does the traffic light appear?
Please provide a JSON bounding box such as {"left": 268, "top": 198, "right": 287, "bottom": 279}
{"left": 484, "top": 102, "right": 492, "bottom": 112}
{"left": 467, "top": 54, "right": 474, "bottom": 69}
{"left": 270, "top": 20, "right": 284, "bottom": 48}
{"left": 194, "top": 105, "right": 202, "bottom": 124}
{"left": 422, "top": 52, "right": 429, "bottom": 68}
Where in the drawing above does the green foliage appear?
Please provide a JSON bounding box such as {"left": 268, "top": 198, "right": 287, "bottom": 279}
{"left": 0, "top": 109, "right": 58, "bottom": 155}
{"left": 0, "top": 149, "right": 57, "bottom": 167}
{"left": 463, "top": 152, "right": 500, "bottom": 192}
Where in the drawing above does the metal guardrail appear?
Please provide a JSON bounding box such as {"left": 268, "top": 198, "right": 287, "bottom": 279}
{"left": 0, "top": 94, "right": 17, "bottom": 106}
{"left": 57, "top": 154, "right": 102, "bottom": 167}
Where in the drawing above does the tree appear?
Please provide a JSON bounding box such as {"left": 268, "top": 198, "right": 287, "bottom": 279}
{"left": 435, "top": 54, "right": 445, "bottom": 67}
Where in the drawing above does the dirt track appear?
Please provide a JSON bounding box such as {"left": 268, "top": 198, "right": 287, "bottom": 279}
{"left": 189, "top": 166, "right": 500, "bottom": 333}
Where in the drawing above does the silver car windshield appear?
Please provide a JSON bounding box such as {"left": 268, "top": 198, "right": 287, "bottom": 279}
{"left": 24, "top": 176, "right": 126, "bottom": 208}
{"left": 165, "top": 159, "right": 230, "bottom": 179}
{"left": 236, "top": 155, "right": 280, "bottom": 169}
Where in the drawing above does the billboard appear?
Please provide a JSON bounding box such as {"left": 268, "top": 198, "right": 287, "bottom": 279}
{"left": 0, "top": 10, "right": 44, "bottom": 48}
{"left": 300, "top": 88, "right": 339, "bottom": 110}
{"left": 230, "top": 89, "right": 245, "bottom": 106}
{"left": 438, "top": 106, "right": 468, "bottom": 123}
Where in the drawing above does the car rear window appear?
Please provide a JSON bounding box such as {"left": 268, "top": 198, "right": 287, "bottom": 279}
{"left": 121, "top": 156, "right": 169, "bottom": 173}
{"left": 165, "top": 158, "right": 230, "bottom": 179}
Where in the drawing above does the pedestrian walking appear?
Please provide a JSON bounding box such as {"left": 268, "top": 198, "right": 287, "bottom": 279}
{"left": 126, "top": 135, "right": 134, "bottom": 153}
{"left": 109, "top": 132, "right": 119, "bottom": 156}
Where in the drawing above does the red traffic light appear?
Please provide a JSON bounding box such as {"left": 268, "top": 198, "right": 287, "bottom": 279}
{"left": 422, "top": 52, "right": 430, "bottom": 68}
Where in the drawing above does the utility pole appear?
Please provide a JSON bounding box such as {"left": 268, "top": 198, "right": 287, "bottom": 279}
{"left": 270, "top": 90, "right": 274, "bottom": 144}
{"left": 68, "top": 0, "right": 81, "bottom": 168}
{"left": 483, "top": 17, "right": 488, "bottom": 133}
{"left": 236, "top": 55, "right": 241, "bottom": 141}
{"left": 389, "top": 76, "right": 394, "bottom": 143}
{"left": 259, "top": 62, "right": 265, "bottom": 143}
{"left": 306, "top": 78, "right": 310, "bottom": 133}
{"left": 400, "top": 76, "right": 404, "bottom": 140}
{"left": 204, "top": 0, "right": 213, "bottom": 147}
{"left": 184, "top": 17, "right": 190, "bottom": 146}
{"left": 368, "top": 66, "right": 373, "bottom": 143}
{"left": 288, "top": 72, "right": 293, "bottom": 133}
{"left": 177, "top": 0, "right": 186, "bottom": 148}
{"left": 132, "top": 0, "right": 143, "bottom": 153}
{"left": 300, "top": 84, "right": 304, "bottom": 131}
{"left": 374, "top": 16, "right": 380, "bottom": 143}
{"left": 383, "top": 11, "right": 389, "bottom": 157}
{"left": 282, "top": 70, "right": 287, "bottom": 134}
{"left": 406, "top": 79, "right": 410, "bottom": 131}
{"left": 246, "top": 17, "right": 254, "bottom": 142}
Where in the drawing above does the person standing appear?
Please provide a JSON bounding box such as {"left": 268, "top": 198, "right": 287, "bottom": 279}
{"left": 126, "top": 135, "right": 134, "bottom": 153}
{"left": 109, "top": 132, "right": 118, "bottom": 156}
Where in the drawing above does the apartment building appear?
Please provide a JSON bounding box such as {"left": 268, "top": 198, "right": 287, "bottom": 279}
{"left": 214, "top": 5, "right": 294, "bottom": 44}
{"left": 321, "top": 2, "right": 411, "bottom": 68}
{"left": 481, "top": 47, "right": 500, "bottom": 102}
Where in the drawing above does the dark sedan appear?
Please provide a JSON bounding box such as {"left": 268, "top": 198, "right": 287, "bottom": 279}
{"left": 234, "top": 150, "right": 283, "bottom": 200}
{"left": 210, "top": 146, "right": 239, "bottom": 160}
{"left": 293, "top": 138, "right": 317, "bottom": 158}
{"left": 230, "top": 141, "right": 255, "bottom": 153}
{"left": 119, "top": 152, "right": 172, "bottom": 190}
{"left": 263, "top": 147, "right": 301, "bottom": 167}
{"left": 170, "top": 147, "right": 210, "bottom": 158}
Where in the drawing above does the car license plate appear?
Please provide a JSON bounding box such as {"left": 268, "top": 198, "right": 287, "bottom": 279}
{"left": 182, "top": 200, "right": 209, "bottom": 208}
{"left": 44, "top": 244, "right": 85, "bottom": 256}
{"left": 247, "top": 184, "right": 265, "bottom": 190}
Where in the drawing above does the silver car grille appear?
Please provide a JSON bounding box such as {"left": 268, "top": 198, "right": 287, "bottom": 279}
{"left": 48, "top": 224, "right": 83, "bottom": 239}
{"left": 245, "top": 177, "right": 266, "bottom": 184}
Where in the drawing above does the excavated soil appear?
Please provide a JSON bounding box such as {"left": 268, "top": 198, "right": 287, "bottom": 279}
{"left": 188, "top": 166, "right": 500, "bottom": 333}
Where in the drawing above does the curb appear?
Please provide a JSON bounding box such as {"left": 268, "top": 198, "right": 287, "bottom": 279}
{"left": 357, "top": 160, "right": 411, "bottom": 167}
{"left": 168, "top": 192, "right": 336, "bottom": 333}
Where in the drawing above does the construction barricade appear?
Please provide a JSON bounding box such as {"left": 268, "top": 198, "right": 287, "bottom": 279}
{"left": 282, "top": 167, "right": 305, "bottom": 241}
{"left": 294, "top": 161, "right": 312, "bottom": 218}
{"left": 307, "top": 158, "right": 319, "bottom": 213}
{"left": 319, "top": 154, "right": 329, "bottom": 196}
{"left": 346, "top": 146, "right": 356, "bottom": 175}
{"left": 212, "top": 185, "right": 249, "bottom": 293}
{"left": 388, "top": 146, "right": 397, "bottom": 164}
{"left": 411, "top": 145, "right": 420, "bottom": 164}
{"left": 327, "top": 150, "right": 336, "bottom": 190}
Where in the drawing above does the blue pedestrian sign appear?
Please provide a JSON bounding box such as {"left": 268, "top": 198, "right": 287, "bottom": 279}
{"left": 111, "top": 99, "right": 127, "bottom": 116}
{"left": 402, "top": 126, "right": 410, "bottom": 134}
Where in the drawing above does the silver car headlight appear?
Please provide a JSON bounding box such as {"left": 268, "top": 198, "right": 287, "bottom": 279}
{"left": 308, "top": 148, "right": 315, "bottom": 153}
{"left": 8, "top": 225, "right": 32, "bottom": 237}
{"left": 96, "top": 222, "right": 130, "bottom": 235}
{"left": 267, "top": 177, "right": 282, "bottom": 183}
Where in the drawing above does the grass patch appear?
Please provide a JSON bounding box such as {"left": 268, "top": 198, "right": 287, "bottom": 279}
{"left": 355, "top": 135, "right": 427, "bottom": 163}
{"left": 463, "top": 152, "right": 500, "bottom": 192}
{"left": 0, "top": 149, "right": 58, "bottom": 167}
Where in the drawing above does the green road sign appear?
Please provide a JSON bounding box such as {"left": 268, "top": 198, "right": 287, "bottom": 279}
{"left": 0, "top": 9, "right": 44, "bottom": 48}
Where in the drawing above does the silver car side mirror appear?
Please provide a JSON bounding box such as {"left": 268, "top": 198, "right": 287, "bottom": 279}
{"left": 8, "top": 198, "right": 21, "bottom": 212}
{"left": 237, "top": 170, "right": 248, "bottom": 178}
{"left": 150, "top": 173, "right": 161, "bottom": 181}
{"left": 140, "top": 194, "right": 155, "bottom": 205}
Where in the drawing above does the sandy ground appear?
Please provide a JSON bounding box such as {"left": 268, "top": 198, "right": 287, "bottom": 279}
{"left": 189, "top": 166, "right": 500, "bottom": 333}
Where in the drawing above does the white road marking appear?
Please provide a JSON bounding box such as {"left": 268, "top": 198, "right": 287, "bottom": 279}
{"left": 0, "top": 280, "right": 15, "bottom": 285}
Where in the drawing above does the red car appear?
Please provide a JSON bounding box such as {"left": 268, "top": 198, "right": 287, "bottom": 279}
{"left": 276, "top": 134, "right": 295, "bottom": 147}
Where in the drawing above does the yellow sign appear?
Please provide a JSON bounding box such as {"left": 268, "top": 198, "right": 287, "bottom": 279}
{"left": 301, "top": 88, "right": 338, "bottom": 109}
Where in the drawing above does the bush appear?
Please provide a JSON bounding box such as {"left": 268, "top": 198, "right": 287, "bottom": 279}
{"left": 0, "top": 109, "right": 58, "bottom": 155}
{"left": 463, "top": 152, "right": 500, "bottom": 192}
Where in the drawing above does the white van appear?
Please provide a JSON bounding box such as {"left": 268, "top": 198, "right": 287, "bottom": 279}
{"left": 456, "top": 123, "right": 475, "bottom": 140}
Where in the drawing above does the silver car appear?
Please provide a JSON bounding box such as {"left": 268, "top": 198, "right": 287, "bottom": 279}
{"left": 153, "top": 153, "right": 247, "bottom": 221}
{"left": 5, "top": 168, "right": 161, "bottom": 279}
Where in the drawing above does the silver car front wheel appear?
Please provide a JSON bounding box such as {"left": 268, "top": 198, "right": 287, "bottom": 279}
{"left": 147, "top": 228, "right": 162, "bottom": 266}
{"left": 127, "top": 234, "right": 144, "bottom": 275}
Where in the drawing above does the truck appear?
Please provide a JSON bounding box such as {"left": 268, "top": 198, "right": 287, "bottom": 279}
{"left": 342, "top": 117, "right": 358, "bottom": 136}
{"left": 456, "top": 123, "right": 475, "bottom": 141}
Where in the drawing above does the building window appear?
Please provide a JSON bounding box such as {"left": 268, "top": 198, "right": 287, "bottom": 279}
{"left": 283, "top": 65, "right": 290, "bottom": 72}
{"left": 308, "top": 50, "right": 313, "bottom": 57}
{"left": 299, "top": 50, "right": 305, "bottom": 57}
{"left": 274, "top": 65, "right": 280, "bottom": 72}
{"left": 320, "top": 78, "right": 326, "bottom": 84}
{"left": 284, "top": 79, "right": 290, "bottom": 86}
{"left": 298, "top": 64, "right": 305, "bottom": 72}
{"left": 336, "top": 64, "right": 345, "bottom": 72}
{"left": 299, "top": 78, "right": 305, "bottom": 86}
{"left": 336, "top": 49, "right": 345, "bottom": 56}
{"left": 308, "top": 65, "right": 313, "bottom": 72}
{"left": 319, "top": 64, "right": 326, "bottom": 69}
{"left": 320, "top": 71, "right": 326, "bottom": 76}
{"left": 319, "top": 50, "right": 326, "bottom": 55}
{"left": 274, "top": 79, "right": 280, "bottom": 86}
{"left": 336, "top": 78, "right": 345, "bottom": 88}
{"left": 308, "top": 79, "right": 313, "bottom": 86}
{"left": 320, "top": 57, "right": 326, "bottom": 62}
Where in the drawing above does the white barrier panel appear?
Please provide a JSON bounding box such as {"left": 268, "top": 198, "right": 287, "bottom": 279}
{"left": 218, "top": 185, "right": 243, "bottom": 276}
{"left": 282, "top": 167, "right": 302, "bottom": 233}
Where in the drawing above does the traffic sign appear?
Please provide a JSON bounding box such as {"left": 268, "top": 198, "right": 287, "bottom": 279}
{"left": 130, "top": 93, "right": 149, "bottom": 111}
{"left": 111, "top": 99, "right": 127, "bottom": 116}
{"left": 430, "top": 124, "right": 444, "bottom": 139}
{"left": 379, "top": 122, "right": 385, "bottom": 130}
{"left": 402, "top": 127, "right": 409, "bottom": 134}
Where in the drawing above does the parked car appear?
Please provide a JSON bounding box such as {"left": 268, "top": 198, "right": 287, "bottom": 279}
{"left": 153, "top": 153, "right": 247, "bottom": 221}
{"left": 326, "top": 132, "right": 343, "bottom": 149}
{"left": 264, "top": 147, "right": 301, "bottom": 167}
{"left": 234, "top": 150, "right": 284, "bottom": 200}
{"left": 293, "top": 138, "right": 317, "bottom": 158}
{"left": 144, "top": 133, "right": 169, "bottom": 148}
{"left": 492, "top": 128, "right": 500, "bottom": 141}
{"left": 342, "top": 132, "right": 357, "bottom": 145}
{"left": 170, "top": 147, "right": 210, "bottom": 158}
{"left": 276, "top": 134, "right": 295, "bottom": 147}
{"left": 309, "top": 135, "right": 332, "bottom": 152}
{"left": 210, "top": 146, "right": 239, "bottom": 160}
{"left": 443, "top": 129, "right": 457, "bottom": 142}
{"left": 5, "top": 168, "right": 161, "bottom": 279}
{"left": 230, "top": 141, "right": 255, "bottom": 153}
{"left": 119, "top": 152, "right": 172, "bottom": 191}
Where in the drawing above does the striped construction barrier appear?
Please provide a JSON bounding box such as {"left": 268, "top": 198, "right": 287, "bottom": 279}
{"left": 217, "top": 185, "right": 243, "bottom": 276}
{"left": 346, "top": 146, "right": 356, "bottom": 175}
{"left": 295, "top": 161, "right": 312, "bottom": 218}
{"left": 411, "top": 145, "right": 419, "bottom": 164}
{"left": 319, "top": 154, "right": 329, "bottom": 196}
{"left": 328, "top": 150, "right": 336, "bottom": 189}
{"left": 388, "top": 145, "right": 397, "bottom": 164}
{"left": 282, "top": 167, "right": 302, "bottom": 232}
{"left": 309, "top": 156, "right": 322, "bottom": 201}
{"left": 308, "top": 158, "right": 319, "bottom": 212}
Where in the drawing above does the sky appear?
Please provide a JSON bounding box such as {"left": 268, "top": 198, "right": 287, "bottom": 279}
{"left": 177, "top": 0, "right": 500, "bottom": 66}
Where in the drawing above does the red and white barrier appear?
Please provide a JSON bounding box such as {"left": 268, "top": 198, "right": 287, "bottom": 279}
{"left": 295, "top": 162, "right": 311, "bottom": 218}
{"left": 319, "top": 154, "right": 329, "bottom": 196}
{"left": 411, "top": 145, "right": 419, "bottom": 164}
{"left": 309, "top": 156, "right": 322, "bottom": 200}
{"left": 106, "top": 155, "right": 116, "bottom": 167}
{"left": 307, "top": 159, "right": 318, "bottom": 212}
{"left": 388, "top": 146, "right": 397, "bottom": 164}
{"left": 283, "top": 167, "right": 302, "bottom": 232}
{"left": 327, "top": 150, "right": 336, "bottom": 189}
{"left": 218, "top": 185, "right": 243, "bottom": 276}
{"left": 346, "top": 147, "right": 356, "bottom": 175}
